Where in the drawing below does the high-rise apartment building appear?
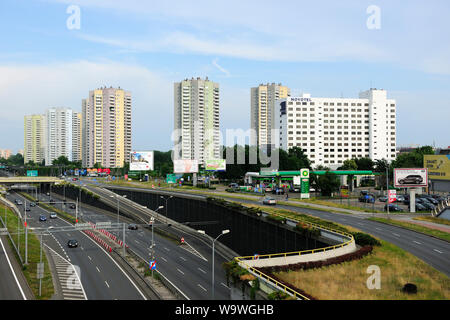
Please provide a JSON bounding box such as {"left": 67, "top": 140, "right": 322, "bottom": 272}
{"left": 275, "top": 89, "right": 397, "bottom": 168}
{"left": 44, "top": 108, "right": 74, "bottom": 165}
{"left": 72, "top": 111, "right": 82, "bottom": 163}
{"left": 24, "top": 114, "right": 45, "bottom": 164}
{"left": 0, "top": 149, "right": 12, "bottom": 159}
{"left": 82, "top": 87, "right": 132, "bottom": 168}
{"left": 251, "top": 83, "right": 290, "bottom": 149}
{"left": 174, "top": 77, "right": 220, "bottom": 165}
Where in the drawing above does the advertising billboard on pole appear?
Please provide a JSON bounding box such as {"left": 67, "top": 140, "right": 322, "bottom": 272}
{"left": 130, "top": 151, "right": 154, "bottom": 171}
{"left": 173, "top": 160, "right": 199, "bottom": 173}
{"left": 205, "top": 159, "right": 226, "bottom": 171}
{"left": 394, "top": 168, "right": 428, "bottom": 188}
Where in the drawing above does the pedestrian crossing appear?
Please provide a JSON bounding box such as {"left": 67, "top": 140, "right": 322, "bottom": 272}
{"left": 46, "top": 245, "right": 87, "bottom": 300}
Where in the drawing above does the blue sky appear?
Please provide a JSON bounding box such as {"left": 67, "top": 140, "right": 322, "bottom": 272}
{"left": 0, "top": 0, "right": 449, "bottom": 153}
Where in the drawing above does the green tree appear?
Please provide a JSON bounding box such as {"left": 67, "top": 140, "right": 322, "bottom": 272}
{"left": 355, "top": 157, "right": 374, "bottom": 171}
{"left": 52, "top": 156, "right": 71, "bottom": 166}
{"left": 316, "top": 171, "right": 340, "bottom": 197}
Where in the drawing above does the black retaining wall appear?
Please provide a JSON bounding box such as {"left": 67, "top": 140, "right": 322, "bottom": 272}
{"left": 108, "top": 188, "right": 329, "bottom": 257}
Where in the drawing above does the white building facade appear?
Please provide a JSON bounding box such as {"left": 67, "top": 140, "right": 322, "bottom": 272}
{"left": 44, "top": 108, "right": 74, "bottom": 165}
{"left": 173, "top": 77, "right": 220, "bottom": 165}
{"left": 275, "top": 89, "right": 397, "bottom": 168}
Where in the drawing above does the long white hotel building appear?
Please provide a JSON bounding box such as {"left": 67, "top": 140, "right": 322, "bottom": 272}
{"left": 275, "top": 88, "right": 397, "bottom": 168}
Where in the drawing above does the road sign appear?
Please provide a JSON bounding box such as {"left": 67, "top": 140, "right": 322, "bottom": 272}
{"left": 37, "top": 263, "right": 44, "bottom": 279}
{"left": 149, "top": 260, "right": 156, "bottom": 270}
{"left": 96, "top": 222, "right": 111, "bottom": 228}
{"left": 27, "top": 170, "right": 38, "bottom": 177}
{"left": 0, "top": 228, "right": 8, "bottom": 236}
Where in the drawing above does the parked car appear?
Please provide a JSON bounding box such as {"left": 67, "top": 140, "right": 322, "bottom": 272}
{"left": 228, "top": 183, "right": 239, "bottom": 189}
{"left": 289, "top": 186, "right": 300, "bottom": 193}
{"left": 378, "top": 196, "right": 388, "bottom": 202}
{"left": 39, "top": 215, "right": 47, "bottom": 222}
{"left": 409, "top": 203, "right": 427, "bottom": 211}
{"left": 262, "top": 197, "right": 276, "bottom": 205}
{"left": 50, "top": 213, "right": 57, "bottom": 219}
{"left": 67, "top": 239, "right": 78, "bottom": 248}
{"left": 128, "top": 224, "right": 138, "bottom": 230}
{"left": 384, "top": 204, "right": 404, "bottom": 212}
{"left": 359, "top": 194, "right": 375, "bottom": 203}
{"left": 420, "top": 201, "right": 435, "bottom": 210}
{"left": 272, "top": 188, "right": 285, "bottom": 195}
{"left": 398, "top": 175, "right": 424, "bottom": 185}
{"left": 395, "top": 195, "right": 405, "bottom": 202}
{"left": 264, "top": 187, "right": 273, "bottom": 193}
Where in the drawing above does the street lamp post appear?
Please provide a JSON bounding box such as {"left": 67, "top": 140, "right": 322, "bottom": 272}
{"left": 110, "top": 194, "right": 127, "bottom": 224}
{"left": 198, "top": 229, "right": 230, "bottom": 300}
{"left": 147, "top": 205, "right": 163, "bottom": 277}
{"left": 160, "top": 196, "right": 173, "bottom": 223}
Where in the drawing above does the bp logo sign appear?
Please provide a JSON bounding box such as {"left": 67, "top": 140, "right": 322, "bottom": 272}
{"left": 301, "top": 169, "right": 309, "bottom": 178}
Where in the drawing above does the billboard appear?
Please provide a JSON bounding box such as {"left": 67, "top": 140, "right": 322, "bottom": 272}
{"left": 205, "top": 159, "right": 226, "bottom": 171}
{"left": 424, "top": 155, "right": 450, "bottom": 181}
{"left": 394, "top": 168, "right": 428, "bottom": 188}
{"left": 173, "top": 160, "right": 198, "bottom": 173}
{"left": 130, "top": 151, "right": 154, "bottom": 171}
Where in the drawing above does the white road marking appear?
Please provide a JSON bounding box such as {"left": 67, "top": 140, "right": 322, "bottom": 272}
{"left": 161, "top": 257, "right": 167, "bottom": 262}
{"left": 96, "top": 266, "right": 100, "bottom": 273}
{"left": 164, "top": 247, "right": 170, "bottom": 251}
{"left": 357, "top": 223, "right": 364, "bottom": 226}
{"left": 0, "top": 238, "right": 27, "bottom": 300}
{"left": 413, "top": 241, "right": 422, "bottom": 245}
{"left": 434, "top": 249, "right": 443, "bottom": 254}
{"left": 375, "top": 228, "right": 382, "bottom": 231}
{"left": 105, "top": 281, "right": 110, "bottom": 288}
{"left": 177, "top": 268, "right": 184, "bottom": 275}
{"left": 135, "top": 240, "right": 139, "bottom": 244}
{"left": 221, "top": 282, "right": 230, "bottom": 289}
{"left": 392, "top": 233, "right": 400, "bottom": 237}
{"left": 88, "top": 256, "right": 92, "bottom": 261}
{"left": 180, "top": 256, "right": 186, "bottom": 261}
{"left": 197, "top": 284, "right": 207, "bottom": 292}
{"left": 198, "top": 268, "right": 206, "bottom": 274}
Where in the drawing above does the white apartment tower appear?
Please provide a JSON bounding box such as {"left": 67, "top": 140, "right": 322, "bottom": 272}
{"left": 251, "top": 83, "right": 290, "bottom": 149}
{"left": 72, "top": 111, "right": 82, "bottom": 163}
{"left": 44, "top": 108, "right": 74, "bottom": 166}
{"left": 174, "top": 77, "right": 220, "bottom": 165}
{"left": 24, "top": 114, "right": 45, "bottom": 165}
{"left": 275, "top": 89, "right": 397, "bottom": 168}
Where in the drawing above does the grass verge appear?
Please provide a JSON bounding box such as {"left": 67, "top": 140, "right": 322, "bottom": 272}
{"left": 274, "top": 239, "right": 450, "bottom": 299}
{"left": 413, "top": 216, "right": 450, "bottom": 227}
{"left": 0, "top": 201, "right": 54, "bottom": 299}
{"left": 368, "top": 217, "right": 450, "bottom": 242}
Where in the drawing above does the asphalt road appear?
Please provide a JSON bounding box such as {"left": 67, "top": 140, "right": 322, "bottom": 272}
{"left": 0, "top": 237, "right": 26, "bottom": 300}
{"left": 7, "top": 192, "right": 146, "bottom": 300}
{"left": 89, "top": 183, "right": 450, "bottom": 277}
{"left": 53, "top": 185, "right": 231, "bottom": 300}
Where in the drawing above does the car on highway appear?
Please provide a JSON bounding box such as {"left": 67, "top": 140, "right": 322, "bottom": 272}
{"left": 384, "top": 204, "right": 404, "bottom": 212}
{"left": 49, "top": 199, "right": 55, "bottom": 204}
{"left": 39, "top": 215, "right": 47, "bottom": 222}
{"left": 398, "top": 175, "right": 424, "bottom": 185}
{"left": 25, "top": 206, "right": 31, "bottom": 211}
{"left": 30, "top": 202, "right": 36, "bottom": 207}
{"left": 128, "top": 224, "right": 138, "bottom": 230}
{"left": 69, "top": 204, "right": 76, "bottom": 209}
{"left": 67, "top": 240, "right": 78, "bottom": 248}
{"left": 50, "top": 213, "right": 57, "bottom": 219}
{"left": 15, "top": 199, "right": 23, "bottom": 205}
{"left": 262, "top": 197, "right": 276, "bottom": 205}
{"left": 46, "top": 192, "right": 50, "bottom": 196}
{"left": 72, "top": 178, "right": 78, "bottom": 181}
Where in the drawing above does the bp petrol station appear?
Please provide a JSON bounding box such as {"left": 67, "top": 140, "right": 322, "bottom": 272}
{"left": 245, "top": 170, "right": 379, "bottom": 198}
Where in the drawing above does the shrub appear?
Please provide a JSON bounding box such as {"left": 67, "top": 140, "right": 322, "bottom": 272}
{"left": 295, "top": 222, "right": 321, "bottom": 238}
{"left": 351, "top": 232, "right": 381, "bottom": 246}
{"left": 266, "top": 215, "right": 286, "bottom": 224}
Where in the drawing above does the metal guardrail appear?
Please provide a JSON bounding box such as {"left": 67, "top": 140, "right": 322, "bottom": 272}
{"left": 235, "top": 208, "right": 355, "bottom": 300}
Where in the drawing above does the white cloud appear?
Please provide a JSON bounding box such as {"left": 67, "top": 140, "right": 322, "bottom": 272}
{"left": 0, "top": 61, "right": 174, "bottom": 151}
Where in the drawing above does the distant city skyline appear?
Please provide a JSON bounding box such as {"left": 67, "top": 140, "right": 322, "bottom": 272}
{"left": 0, "top": 0, "right": 449, "bottom": 153}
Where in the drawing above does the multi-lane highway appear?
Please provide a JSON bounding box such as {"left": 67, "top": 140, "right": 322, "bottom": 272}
{"left": 47, "top": 185, "right": 232, "bottom": 300}
{"left": 0, "top": 237, "right": 27, "bottom": 300}
{"left": 89, "top": 183, "right": 450, "bottom": 278}
{"left": 5, "top": 191, "right": 146, "bottom": 300}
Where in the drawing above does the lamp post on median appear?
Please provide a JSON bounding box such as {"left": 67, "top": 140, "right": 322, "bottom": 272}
{"left": 160, "top": 196, "right": 173, "bottom": 223}
{"left": 110, "top": 194, "right": 127, "bottom": 224}
{"left": 198, "top": 229, "right": 230, "bottom": 300}
{"left": 147, "top": 205, "right": 163, "bottom": 277}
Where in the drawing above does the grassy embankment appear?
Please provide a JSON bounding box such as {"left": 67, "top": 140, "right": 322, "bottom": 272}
{"left": 227, "top": 201, "right": 449, "bottom": 299}
{"left": 0, "top": 201, "right": 54, "bottom": 299}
